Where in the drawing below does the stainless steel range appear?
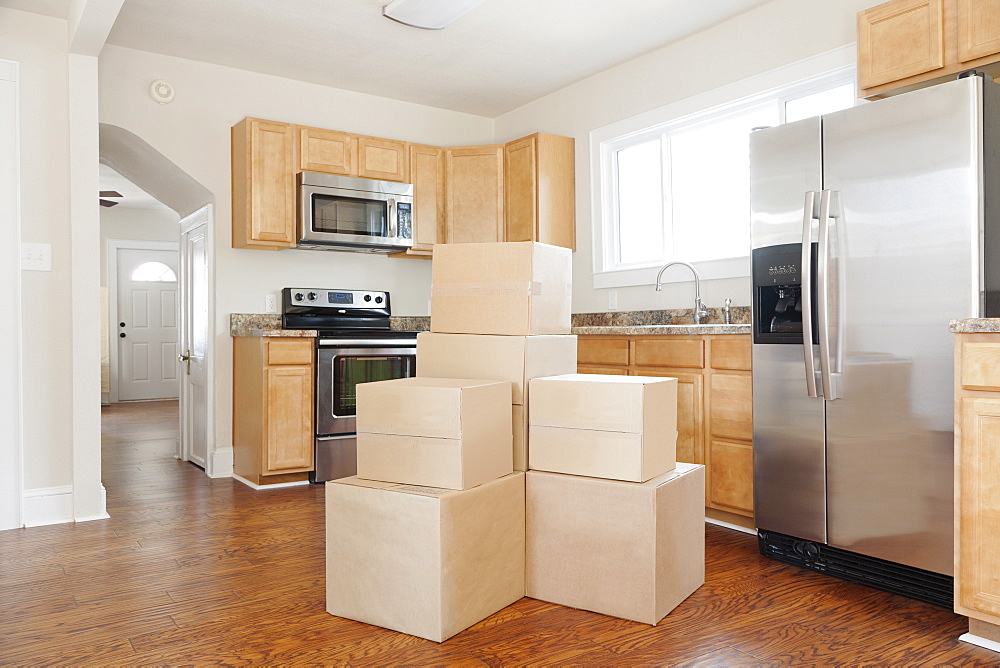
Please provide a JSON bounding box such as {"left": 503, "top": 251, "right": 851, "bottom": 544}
{"left": 281, "top": 288, "right": 417, "bottom": 483}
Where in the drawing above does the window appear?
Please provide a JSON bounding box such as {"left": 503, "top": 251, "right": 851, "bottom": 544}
{"left": 595, "top": 65, "right": 856, "bottom": 288}
{"left": 131, "top": 261, "right": 177, "bottom": 282}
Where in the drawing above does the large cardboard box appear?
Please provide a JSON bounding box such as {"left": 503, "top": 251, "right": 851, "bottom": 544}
{"left": 326, "top": 473, "right": 526, "bottom": 642}
{"left": 416, "top": 332, "right": 578, "bottom": 405}
{"left": 430, "top": 242, "right": 572, "bottom": 335}
{"left": 513, "top": 404, "right": 528, "bottom": 472}
{"left": 528, "top": 374, "right": 678, "bottom": 482}
{"left": 356, "top": 377, "right": 512, "bottom": 490}
{"left": 525, "top": 464, "right": 705, "bottom": 625}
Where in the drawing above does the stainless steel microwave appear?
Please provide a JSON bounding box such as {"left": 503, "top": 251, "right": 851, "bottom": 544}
{"left": 297, "top": 172, "right": 414, "bottom": 253}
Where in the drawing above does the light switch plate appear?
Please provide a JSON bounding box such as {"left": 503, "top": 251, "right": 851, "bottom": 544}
{"left": 21, "top": 243, "right": 51, "bottom": 271}
{"left": 265, "top": 293, "right": 278, "bottom": 313}
{"left": 608, "top": 289, "right": 618, "bottom": 311}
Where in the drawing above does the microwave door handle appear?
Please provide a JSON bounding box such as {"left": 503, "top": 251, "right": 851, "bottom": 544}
{"left": 387, "top": 198, "right": 397, "bottom": 238}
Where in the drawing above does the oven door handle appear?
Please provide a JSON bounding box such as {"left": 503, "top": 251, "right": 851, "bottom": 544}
{"left": 317, "top": 338, "right": 418, "bottom": 347}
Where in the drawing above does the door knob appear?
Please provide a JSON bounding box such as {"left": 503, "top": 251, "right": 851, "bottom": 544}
{"left": 178, "top": 350, "right": 192, "bottom": 376}
{"left": 119, "top": 333, "right": 126, "bottom": 338}
{"left": 119, "top": 322, "right": 125, "bottom": 327}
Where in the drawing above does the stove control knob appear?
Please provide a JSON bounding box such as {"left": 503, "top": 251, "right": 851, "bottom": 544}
{"left": 375, "top": 295, "right": 383, "bottom": 304}
{"left": 364, "top": 294, "right": 372, "bottom": 302}
{"left": 307, "top": 292, "right": 318, "bottom": 301}
{"left": 294, "top": 292, "right": 304, "bottom": 302}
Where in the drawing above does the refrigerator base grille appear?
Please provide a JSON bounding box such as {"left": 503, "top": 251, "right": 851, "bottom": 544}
{"left": 757, "top": 530, "right": 953, "bottom": 608}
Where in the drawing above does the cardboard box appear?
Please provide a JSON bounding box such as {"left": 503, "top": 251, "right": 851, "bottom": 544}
{"left": 430, "top": 242, "right": 572, "bottom": 335}
{"left": 528, "top": 374, "right": 678, "bottom": 482}
{"left": 356, "top": 377, "right": 512, "bottom": 490}
{"left": 416, "top": 332, "right": 578, "bottom": 405}
{"left": 525, "top": 464, "right": 705, "bottom": 625}
{"left": 513, "top": 404, "right": 528, "bottom": 472}
{"left": 326, "top": 473, "right": 526, "bottom": 642}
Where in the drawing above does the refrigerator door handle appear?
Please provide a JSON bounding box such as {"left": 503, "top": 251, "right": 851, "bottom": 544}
{"left": 801, "top": 190, "right": 819, "bottom": 398}
{"left": 817, "top": 189, "right": 841, "bottom": 400}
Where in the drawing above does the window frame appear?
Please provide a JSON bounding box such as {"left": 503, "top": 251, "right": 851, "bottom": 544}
{"left": 591, "top": 56, "right": 857, "bottom": 290}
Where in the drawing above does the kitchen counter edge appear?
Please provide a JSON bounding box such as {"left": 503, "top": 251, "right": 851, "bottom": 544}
{"left": 950, "top": 318, "right": 1000, "bottom": 333}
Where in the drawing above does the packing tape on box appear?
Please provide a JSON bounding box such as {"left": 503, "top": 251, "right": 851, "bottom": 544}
{"left": 432, "top": 281, "right": 571, "bottom": 297}
{"left": 393, "top": 485, "right": 453, "bottom": 496}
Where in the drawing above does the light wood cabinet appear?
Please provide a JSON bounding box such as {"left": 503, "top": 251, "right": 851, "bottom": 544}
{"left": 357, "top": 136, "right": 408, "bottom": 182}
{"left": 445, "top": 145, "right": 505, "bottom": 244}
{"left": 954, "top": 332, "right": 1000, "bottom": 625}
{"left": 232, "top": 118, "right": 298, "bottom": 250}
{"left": 233, "top": 337, "right": 314, "bottom": 486}
{"left": 858, "top": 0, "right": 1000, "bottom": 98}
{"left": 298, "top": 126, "right": 356, "bottom": 175}
{"left": 504, "top": 133, "right": 576, "bottom": 250}
{"left": 390, "top": 144, "right": 444, "bottom": 259}
{"left": 577, "top": 333, "right": 753, "bottom": 519}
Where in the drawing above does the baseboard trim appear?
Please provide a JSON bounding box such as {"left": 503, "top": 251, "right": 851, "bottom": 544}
{"left": 208, "top": 447, "right": 234, "bottom": 478}
{"left": 76, "top": 484, "right": 110, "bottom": 523}
{"left": 705, "top": 516, "right": 757, "bottom": 535}
{"left": 232, "top": 474, "right": 310, "bottom": 490}
{"left": 23, "top": 485, "right": 74, "bottom": 527}
{"left": 959, "top": 633, "right": 1000, "bottom": 653}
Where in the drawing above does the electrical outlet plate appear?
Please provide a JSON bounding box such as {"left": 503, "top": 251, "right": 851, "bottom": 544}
{"left": 265, "top": 294, "right": 278, "bottom": 313}
{"left": 20, "top": 243, "right": 51, "bottom": 271}
{"left": 608, "top": 289, "right": 618, "bottom": 311}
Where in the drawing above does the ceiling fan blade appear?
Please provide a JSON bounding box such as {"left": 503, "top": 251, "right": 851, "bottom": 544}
{"left": 99, "top": 199, "right": 119, "bottom": 207}
{"left": 99, "top": 190, "right": 123, "bottom": 198}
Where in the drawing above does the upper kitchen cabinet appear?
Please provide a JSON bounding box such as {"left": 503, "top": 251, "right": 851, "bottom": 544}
{"left": 504, "top": 133, "right": 576, "bottom": 250}
{"left": 232, "top": 117, "right": 298, "bottom": 250}
{"left": 356, "top": 136, "right": 408, "bottom": 182}
{"left": 298, "top": 126, "right": 356, "bottom": 176}
{"left": 445, "top": 145, "right": 505, "bottom": 244}
{"left": 390, "top": 143, "right": 444, "bottom": 258}
{"left": 858, "top": 0, "right": 1000, "bottom": 98}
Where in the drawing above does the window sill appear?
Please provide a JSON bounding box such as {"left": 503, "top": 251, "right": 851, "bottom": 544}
{"left": 593, "top": 256, "right": 749, "bottom": 290}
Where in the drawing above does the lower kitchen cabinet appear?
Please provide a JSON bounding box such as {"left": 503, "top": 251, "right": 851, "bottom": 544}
{"left": 954, "top": 332, "right": 1000, "bottom": 629}
{"left": 577, "top": 333, "right": 753, "bottom": 519}
{"left": 233, "top": 337, "right": 314, "bottom": 486}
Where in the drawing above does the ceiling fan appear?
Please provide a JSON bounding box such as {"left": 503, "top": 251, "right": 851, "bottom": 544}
{"left": 99, "top": 190, "right": 122, "bottom": 208}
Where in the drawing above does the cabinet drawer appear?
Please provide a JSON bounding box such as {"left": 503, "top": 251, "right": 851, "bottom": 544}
{"left": 710, "top": 337, "right": 751, "bottom": 371}
{"left": 578, "top": 338, "right": 629, "bottom": 366}
{"left": 961, "top": 341, "right": 1000, "bottom": 390}
{"left": 634, "top": 338, "right": 704, "bottom": 369}
{"left": 577, "top": 365, "right": 628, "bottom": 375}
{"left": 266, "top": 339, "right": 313, "bottom": 366}
{"left": 709, "top": 373, "right": 752, "bottom": 441}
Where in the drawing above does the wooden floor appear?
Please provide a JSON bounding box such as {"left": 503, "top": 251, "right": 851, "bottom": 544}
{"left": 1, "top": 401, "right": 996, "bottom": 666}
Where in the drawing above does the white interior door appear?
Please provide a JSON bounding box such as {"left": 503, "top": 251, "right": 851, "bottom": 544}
{"left": 116, "top": 248, "right": 180, "bottom": 401}
{"left": 1, "top": 61, "right": 21, "bottom": 531}
{"left": 180, "top": 214, "right": 209, "bottom": 468}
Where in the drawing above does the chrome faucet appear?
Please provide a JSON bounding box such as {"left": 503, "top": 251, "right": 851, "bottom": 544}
{"left": 655, "top": 261, "right": 710, "bottom": 324}
{"left": 723, "top": 298, "right": 732, "bottom": 325}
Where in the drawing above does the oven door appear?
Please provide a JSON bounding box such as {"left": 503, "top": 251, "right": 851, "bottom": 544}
{"left": 315, "top": 343, "right": 417, "bottom": 436}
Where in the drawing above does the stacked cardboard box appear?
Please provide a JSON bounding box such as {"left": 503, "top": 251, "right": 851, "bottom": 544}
{"left": 526, "top": 373, "right": 705, "bottom": 625}
{"left": 326, "top": 241, "right": 573, "bottom": 643}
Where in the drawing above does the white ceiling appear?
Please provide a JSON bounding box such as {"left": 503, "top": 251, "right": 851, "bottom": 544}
{"left": 100, "top": 163, "right": 171, "bottom": 211}
{"left": 3, "top": 0, "right": 771, "bottom": 116}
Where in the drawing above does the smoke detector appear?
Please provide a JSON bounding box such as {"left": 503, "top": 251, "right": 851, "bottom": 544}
{"left": 148, "top": 79, "right": 175, "bottom": 104}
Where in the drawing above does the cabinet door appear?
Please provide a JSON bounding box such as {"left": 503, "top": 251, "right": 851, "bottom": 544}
{"left": 299, "top": 126, "right": 356, "bottom": 175}
{"left": 957, "top": 0, "right": 1000, "bottom": 62}
{"left": 408, "top": 144, "right": 445, "bottom": 252}
{"left": 232, "top": 118, "right": 297, "bottom": 249}
{"left": 634, "top": 368, "right": 704, "bottom": 466}
{"left": 504, "top": 135, "right": 537, "bottom": 243}
{"left": 264, "top": 365, "right": 314, "bottom": 474}
{"left": 959, "top": 396, "right": 1000, "bottom": 617}
{"left": 857, "top": 0, "right": 944, "bottom": 89}
{"left": 357, "top": 136, "right": 408, "bottom": 182}
{"left": 709, "top": 438, "right": 754, "bottom": 514}
{"left": 445, "top": 145, "right": 505, "bottom": 244}
{"left": 709, "top": 373, "right": 753, "bottom": 441}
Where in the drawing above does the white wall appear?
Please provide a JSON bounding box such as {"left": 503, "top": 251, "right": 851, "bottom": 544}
{"left": 100, "top": 205, "right": 180, "bottom": 286}
{"left": 97, "top": 45, "right": 495, "bottom": 465}
{"left": 0, "top": 9, "right": 73, "bottom": 493}
{"left": 495, "top": 0, "right": 873, "bottom": 314}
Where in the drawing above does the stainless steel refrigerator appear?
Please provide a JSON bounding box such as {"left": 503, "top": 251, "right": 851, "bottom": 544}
{"left": 750, "top": 75, "right": 1000, "bottom": 607}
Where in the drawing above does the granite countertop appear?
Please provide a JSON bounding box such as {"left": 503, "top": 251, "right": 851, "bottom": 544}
{"left": 231, "top": 308, "right": 752, "bottom": 337}
{"left": 950, "top": 318, "right": 1000, "bottom": 333}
